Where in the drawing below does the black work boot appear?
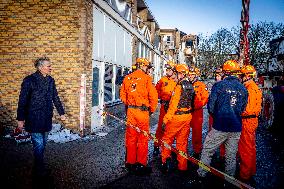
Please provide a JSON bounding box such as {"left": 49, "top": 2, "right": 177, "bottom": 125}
{"left": 238, "top": 176, "right": 256, "bottom": 188}
{"left": 153, "top": 146, "right": 160, "bottom": 157}
{"left": 192, "top": 152, "right": 201, "bottom": 160}
{"left": 125, "top": 163, "right": 136, "bottom": 174}
{"left": 134, "top": 163, "right": 152, "bottom": 176}
{"left": 161, "top": 157, "right": 174, "bottom": 174}
{"left": 171, "top": 151, "right": 178, "bottom": 170}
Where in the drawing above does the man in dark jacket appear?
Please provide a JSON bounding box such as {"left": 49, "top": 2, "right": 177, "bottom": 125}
{"left": 17, "top": 57, "right": 66, "bottom": 177}
{"left": 195, "top": 60, "right": 248, "bottom": 181}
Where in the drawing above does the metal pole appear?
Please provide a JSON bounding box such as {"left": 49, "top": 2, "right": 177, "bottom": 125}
{"left": 239, "top": 0, "right": 250, "bottom": 66}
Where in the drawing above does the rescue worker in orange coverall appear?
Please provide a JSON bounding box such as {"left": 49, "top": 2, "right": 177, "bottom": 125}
{"left": 160, "top": 64, "right": 195, "bottom": 173}
{"left": 188, "top": 66, "right": 209, "bottom": 159}
{"left": 238, "top": 65, "right": 262, "bottom": 185}
{"left": 153, "top": 60, "right": 177, "bottom": 156}
{"left": 120, "top": 58, "right": 158, "bottom": 175}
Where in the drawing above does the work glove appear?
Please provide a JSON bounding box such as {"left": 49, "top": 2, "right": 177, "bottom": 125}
{"left": 162, "top": 123, "right": 166, "bottom": 132}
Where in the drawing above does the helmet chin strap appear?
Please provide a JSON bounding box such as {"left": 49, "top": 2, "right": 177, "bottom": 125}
{"left": 188, "top": 75, "right": 197, "bottom": 83}
{"left": 144, "top": 65, "right": 153, "bottom": 74}
{"left": 242, "top": 75, "right": 252, "bottom": 83}
{"left": 140, "top": 65, "right": 147, "bottom": 73}
{"left": 177, "top": 73, "right": 185, "bottom": 83}
{"left": 166, "top": 71, "right": 174, "bottom": 78}
{"left": 221, "top": 73, "right": 229, "bottom": 80}
{"left": 174, "top": 72, "right": 181, "bottom": 82}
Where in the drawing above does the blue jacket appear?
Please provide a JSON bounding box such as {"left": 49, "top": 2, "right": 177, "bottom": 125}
{"left": 17, "top": 71, "right": 65, "bottom": 133}
{"left": 208, "top": 76, "right": 248, "bottom": 132}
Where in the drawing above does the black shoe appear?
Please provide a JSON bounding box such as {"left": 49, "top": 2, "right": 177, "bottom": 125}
{"left": 249, "top": 177, "right": 256, "bottom": 188}
{"left": 125, "top": 163, "right": 136, "bottom": 174}
{"left": 238, "top": 177, "right": 256, "bottom": 188}
{"left": 171, "top": 151, "right": 177, "bottom": 161}
{"left": 192, "top": 152, "right": 201, "bottom": 160}
{"left": 161, "top": 157, "right": 174, "bottom": 174}
{"left": 176, "top": 169, "right": 189, "bottom": 179}
{"left": 32, "top": 169, "right": 54, "bottom": 189}
{"left": 171, "top": 151, "right": 178, "bottom": 169}
{"left": 153, "top": 146, "right": 160, "bottom": 156}
{"left": 134, "top": 163, "right": 152, "bottom": 176}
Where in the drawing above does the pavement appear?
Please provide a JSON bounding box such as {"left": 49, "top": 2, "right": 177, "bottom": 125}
{"left": 1, "top": 104, "right": 284, "bottom": 189}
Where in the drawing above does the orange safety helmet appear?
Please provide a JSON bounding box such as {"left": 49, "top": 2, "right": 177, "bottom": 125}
{"left": 136, "top": 57, "right": 150, "bottom": 66}
{"left": 188, "top": 66, "right": 200, "bottom": 76}
{"left": 165, "top": 60, "right": 176, "bottom": 70}
{"left": 222, "top": 60, "right": 240, "bottom": 73}
{"left": 241, "top": 65, "right": 257, "bottom": 76}
{"left": 175, "top": 64, "right": 189, "bottom": 74}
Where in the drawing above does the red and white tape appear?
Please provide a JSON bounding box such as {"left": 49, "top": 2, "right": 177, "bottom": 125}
{"left": 101, "top": 111, "right": 254, "bottom": 189}
{"left": 79, "top": 74, "right": 86, "bottom": 132}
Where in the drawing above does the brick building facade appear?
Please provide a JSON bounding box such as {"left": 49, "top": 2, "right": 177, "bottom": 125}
{"left": 0, "top": 0, "right": 93, "bottom": 132}
{"left": 0, "top": 0, "right": 164, "bottom": 133}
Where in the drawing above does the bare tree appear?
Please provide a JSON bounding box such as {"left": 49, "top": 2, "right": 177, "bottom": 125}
{"left": 197, "top": 28, "right": 238, "bottom": 78}
{"left": 248, "top": 22, "right": 284, "bottom": 73}
{"left": 197, "top": 22, "right": 284, "bottom": 78}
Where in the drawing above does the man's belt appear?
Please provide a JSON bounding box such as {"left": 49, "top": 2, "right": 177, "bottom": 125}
{"left": 160, "top": 100, "right": 169, "bottom": 104}
{"left": 175, "top": 110, "right": 192, "bottom": 115}
{"left": 128, "top": 105, "right": 150, "bottom": 111}
{"left": 242, "top": 115, "right": 257, "bottom": 119}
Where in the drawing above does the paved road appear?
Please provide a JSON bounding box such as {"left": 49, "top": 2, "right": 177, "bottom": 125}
{"left": 0, "top": 105, "right": 283, "bottom": 189}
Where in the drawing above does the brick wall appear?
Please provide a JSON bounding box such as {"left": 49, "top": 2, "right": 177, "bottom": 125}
{"left": 131, "top": 0, "right": 138, "bottom": 65}
{"left": 0, "top": 0, "right": 93, "bottom": 132}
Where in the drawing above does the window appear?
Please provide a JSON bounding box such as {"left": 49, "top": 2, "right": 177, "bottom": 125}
{"left": 167, "top": 36, "right": 171, "bottom": 41}
{"left": 104, "top": 65, "right": 130, "bottom": 104}
{"left": 92, "top": 67, "right": 100, "bottom": 106}
{"left": 115, "top": 66, "right": 123, "bottom": 100}
{"left": 186, "top": 40, "right": 193, "bottom": 47}
{"left": 104, "top": 64, "right": 113, "bottom": 102}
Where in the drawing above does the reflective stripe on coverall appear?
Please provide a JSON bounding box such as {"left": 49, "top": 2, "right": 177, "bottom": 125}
{"left": 191, "top": 80, "right": 209, "bottom": 154}
{"left": 120, "top": 69, "right": 158, "bottom": 166}
{"left": 161, "top": 83, "right": 194, "bottom": 171}
{"left": 155, "top": 76, "right": 176, "bottom": 147}
{"left": 238, "top": 79, "right": 262, "bottom": 180}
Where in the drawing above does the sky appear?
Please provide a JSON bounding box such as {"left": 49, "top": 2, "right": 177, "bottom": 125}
{"left": 145, "top": 0, "right": 284, "bottom": 35}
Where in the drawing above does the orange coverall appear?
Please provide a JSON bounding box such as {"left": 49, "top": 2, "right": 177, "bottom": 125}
{"left": 120, "top": 69, "right": 158, "bottom": 166}
{"left": 238, "top": 79, "right": 262, "bottom": 180}
{"left": 191, "top": 80, "right": 209, "bottom": 154}
{"left": 161, "top": 84, "right": 193, "bottom": 171}
{"left": 154, "top": 76, "right": 176, "bottom": 148}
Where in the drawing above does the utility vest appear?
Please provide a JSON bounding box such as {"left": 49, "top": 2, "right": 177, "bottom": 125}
{"left": 177, "top": 80, "right": 195, "bottom": 110}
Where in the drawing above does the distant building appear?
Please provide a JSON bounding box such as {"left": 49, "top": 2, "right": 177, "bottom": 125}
{"left": 179, "top": 34, "right": 199, "bottom": 65}
{"left": 160, "top": 28, "right": 186, "bottom": 62}
{"left": 160, "top": 28, "right": 198, "bottom": 73}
